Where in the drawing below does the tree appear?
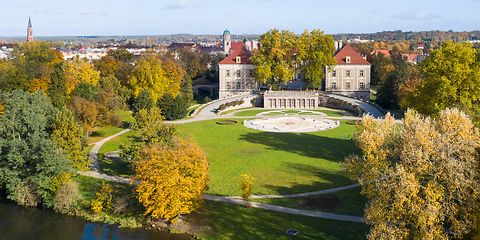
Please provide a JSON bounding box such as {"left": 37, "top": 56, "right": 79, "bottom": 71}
{"left": 132, "top": 89, "right": 154, "bottom": 114}
{"left": 132, "top": 107, "right": 175, "bottom": 145}
{"left": 297, "top": 30, "right": 336, "bottom": 88}
{"left": 345, "top": 109, "right": 480, "bottom": 239}
{"left": 133, "top": 137, "right": 208, "bottom": 220}
{"left": 400, "top": 42, "right": 480, "bottom": 116}
{"left": 71, "top": 96, "right": 98, "bottom": 135}
{"left": 252, "top": 29, "right": 297, "bottom": 88}
{"left": 240, "top": 173, "right": 255, "bottom": 202}
{"left": 376, "top": 52, "right": 419, "bottom": 109}
{"left": 64, "top": 57, "right": 100, "bottom": 95}
{"left": 129, "top": 56, "right": 183, "bottom": 103}
{"left": 158, "top": 94, "right": 189, "bottom": 120}
{"left": 71, "top": 82, "right": 99, "bottom": 102}
{"left": 91, "top": 182, "right": 113, "bottom": 214}
{"left": 11, "top": 41, "right": 64, "bottom": 82}
{"left": 0, "top": 60, "right": 29, "bottom": 92}
{"left": 47, "top": 63, "right": 68, "bottom": 108}
{"left": 51, "top": 107, "right": 88, "bottom": 170}
{"left": 0, "top": 90, "right": 72, "bottom": 208}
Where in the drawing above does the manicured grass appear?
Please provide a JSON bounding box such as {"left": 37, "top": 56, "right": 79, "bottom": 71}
{"left": 87, "top": 110, "right": 134, "bottom": 145}
{"left": 115, "top": 110, "right": 135, "bottom": 124}
{"left": 176, "top": 119, "right": 358, "bottom": 196}
{"left": 234, "top": 108, "right": 347, "bottom": 117}
{"left": 88, "top": 125, "right": 125, "bottom": 144}
{"left": 99, "top": 130, "right": 135, "bottom": 154}
{"left": 98, "top": 153, "right": 133, "bottom": 178}
{"left": 187, "top": 201, "right": 368, "bottom": 240}
{"left": 252, "top": 187, "right": 366, "bottom": 216}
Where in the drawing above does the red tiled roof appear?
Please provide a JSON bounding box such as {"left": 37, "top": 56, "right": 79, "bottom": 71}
{"left": 402, "top": 53, "right": 417, "bottom": 62}
{"left": 219, "top": 42, "right": 253, "bottom": 65}
{"left": 371, "top": 49, "right": 390, "bottom": 58}
{"left": 335, "top": 44, "right": 370, "bottom": 65}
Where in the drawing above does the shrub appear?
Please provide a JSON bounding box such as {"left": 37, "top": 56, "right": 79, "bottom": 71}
{"left": 203, "top": 96, "right": 212, "bottom": 103}
{"left": 14, "top": 181, "right": 40, "bottom": 207}
{"left": 53, "top": 181, "right": 80, "bottom": 214}
{"left": 240, "top": 173, "right": 255, "bottom": 201}
{"left": 91, "top": 182, "right": 113, "bottom": 214}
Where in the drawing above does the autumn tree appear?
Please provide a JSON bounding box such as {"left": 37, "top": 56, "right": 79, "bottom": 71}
{"left": 129, "top": 55, "right": 183, "bottom": 103}
{"left": 0, "top": 60, "right": 29, "bottom": 92}
{"left": 296, "top": 30, "right": 336, "bottom": 88}
{"left": 133, "top": 137, "right": 208, "bottom": 220}
{"left": 47, "top": 63, "right": 68, "bottom": 108}
{"left": 51, "top": 107, "right": 88, "bottom": 170}
{"left": 345, "top": 109, "right": 480, "bottom": 239}
{"left": 64, "top": 57, "right": 101, "bottom": 95}
{"left": 252, "top": 29, "right": 297, "bottom": 88}
{"left": 240, "top": 173, "right": 255, "bottom": 201}
{"left": 71, "top": 96, "right": 98, "bottom": 135}
{"left": 400, "top": 42, "right": 480, "bottom": 117}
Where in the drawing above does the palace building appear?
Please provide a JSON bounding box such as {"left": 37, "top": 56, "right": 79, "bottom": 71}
{"left": 218, "top": 30, "right": 258, "bottom": 99}
{"left": 218, "top": 30, "right": 372, "bottom": 103}
{"left": 324, "top": 44, "right": 371, "bottom": 100}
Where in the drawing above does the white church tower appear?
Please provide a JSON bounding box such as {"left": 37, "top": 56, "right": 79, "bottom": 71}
{"left": 223, "top": 29, "right": 231, "bottom": 54}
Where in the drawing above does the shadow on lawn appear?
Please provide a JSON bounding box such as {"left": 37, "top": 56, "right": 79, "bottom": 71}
{"left": 239, "top": 132, "right": 359, "bottom": 162}
{"left": 263, "top": 163, "right": 354, "bottom": 195}
{"left": 186, "top": 201, "right": 368, "bottom": 240}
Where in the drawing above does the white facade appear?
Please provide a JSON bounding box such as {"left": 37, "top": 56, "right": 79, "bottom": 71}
{"left": 218, "top": 63, "right": 256, "bottom": 99}
{"left": 325, "top": 64, "right": 371, "bottom": 100}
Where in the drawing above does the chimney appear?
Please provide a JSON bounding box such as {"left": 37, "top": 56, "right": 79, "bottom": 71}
{"left": 338, "top": 41, "right": 343, "bottom": 50}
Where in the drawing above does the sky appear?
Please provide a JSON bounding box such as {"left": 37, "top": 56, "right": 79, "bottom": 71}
{"left": 1, "top": 0, "right": 480, "bottom": 36}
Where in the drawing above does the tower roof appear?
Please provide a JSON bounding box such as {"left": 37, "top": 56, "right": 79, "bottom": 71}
{"left": 223, "top": 29, "right": 230, "bottom": 35}
{"left": 28, "top": 17, "right": 32, "bottom": 28}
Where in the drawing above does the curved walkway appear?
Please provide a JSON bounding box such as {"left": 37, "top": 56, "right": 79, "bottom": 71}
{"left": 80, "top": 128, "right": 364, "bottom": 223}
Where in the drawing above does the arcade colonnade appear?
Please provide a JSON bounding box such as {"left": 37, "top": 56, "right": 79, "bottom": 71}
{"left": 263, "top": 91, "right": 319, "bottom": 109}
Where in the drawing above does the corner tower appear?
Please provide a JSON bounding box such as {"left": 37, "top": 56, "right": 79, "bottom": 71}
{"left": 27, "top": 17, "right": 33, "bottom": 42}
{"left": 222, "top": 29, "right": 231, "bottom": 54}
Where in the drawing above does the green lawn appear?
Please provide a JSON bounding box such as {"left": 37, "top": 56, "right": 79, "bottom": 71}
{"left": 176, "top": 119, "right": 358, "bottom": 196}
{"left": 98, "top": 153, "right": 133, "bottom": 177}
{"left": 87, "top": 110, "right": 134, "bottom": 144}
{"left": 99, "top": 130, "right": 135, "bottom": 154}
{"left": 252, "top": 187, "right": 366, "bottom": 216}
{"left": 187, "top": 201, "right": 368, "bottom": 240}
{"left": 234, "top": 108, "right": 347, "bottom": 117}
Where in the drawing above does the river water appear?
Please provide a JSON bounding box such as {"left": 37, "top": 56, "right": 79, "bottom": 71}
{"left": 0, "top": 202, "right": 193, "bottom": 240}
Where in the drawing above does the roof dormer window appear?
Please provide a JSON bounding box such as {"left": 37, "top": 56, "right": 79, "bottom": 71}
{"left": 346, "top": 56, "right": 351, "bottom": 64}
{"left": 235, "top": 56, "right": 241, "bottom": 63}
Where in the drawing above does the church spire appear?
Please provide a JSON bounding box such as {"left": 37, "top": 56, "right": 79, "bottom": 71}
{"left": 27, "top": 17, "right": 33, "bottom": 42}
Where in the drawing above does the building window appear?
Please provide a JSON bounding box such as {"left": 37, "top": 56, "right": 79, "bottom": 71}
{"left": 248, "top": 69, "right": 254, "bottom": 77}
{"left": 332, "top": 82, "right": 337, "bottom": 90}
{"left": 332, "top": 70, "right": 337, "bottom": 77}
{"left": 359, "top": 82, "right": 365, "bottom": 90}
{"left": 236, "top": 82, "right": 241, "bottom": 89}
{"left": 346, "top": 70, "right": 351, "bottom": 77}
{"left": 346, "top": 56, "right": 351, "bottom": 63}
{"left": 226, "top": 82, "right": 231, "bottom": 89}
{"left": 359, "top": 70, "right": 364, "bottom": 77}
{"left": 236, "top": 70, "right": 241, "bottom": 77}
{"left": 346, "top": 82, "right": 351, "bottom": 90}
{"left": 226, "top": 70, "right": 230, "bottom": 77}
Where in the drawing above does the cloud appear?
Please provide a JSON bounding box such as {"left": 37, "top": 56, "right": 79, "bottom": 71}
{"left": 393, "top": 10, "right": 440, "bottom": 21}
{"left": 163, "top": 0, "right": 191, "bottom": 10}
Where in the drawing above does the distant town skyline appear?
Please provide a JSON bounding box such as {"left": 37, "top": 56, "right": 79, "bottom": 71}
{"left": 1, "top": 0, "right": 479, "bottom": 36}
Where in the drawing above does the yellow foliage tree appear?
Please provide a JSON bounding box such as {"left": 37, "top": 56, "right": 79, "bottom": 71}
{"left": 134, "top": 137, "right": 208, "bottom": 220}
{"left": 129, "top": 55, "right": 183, "bottom": 103}
{"left": 345, "top": 109, "right": 480, "bottom": 239}
{"left": 91, "top": 182, "right": 113, "bottom": 214}
{"left": 64, "top": 57, "right": 100, "bottom": 94}
{"left": 240, "top": 173, "right": 255, "bottom": 201}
